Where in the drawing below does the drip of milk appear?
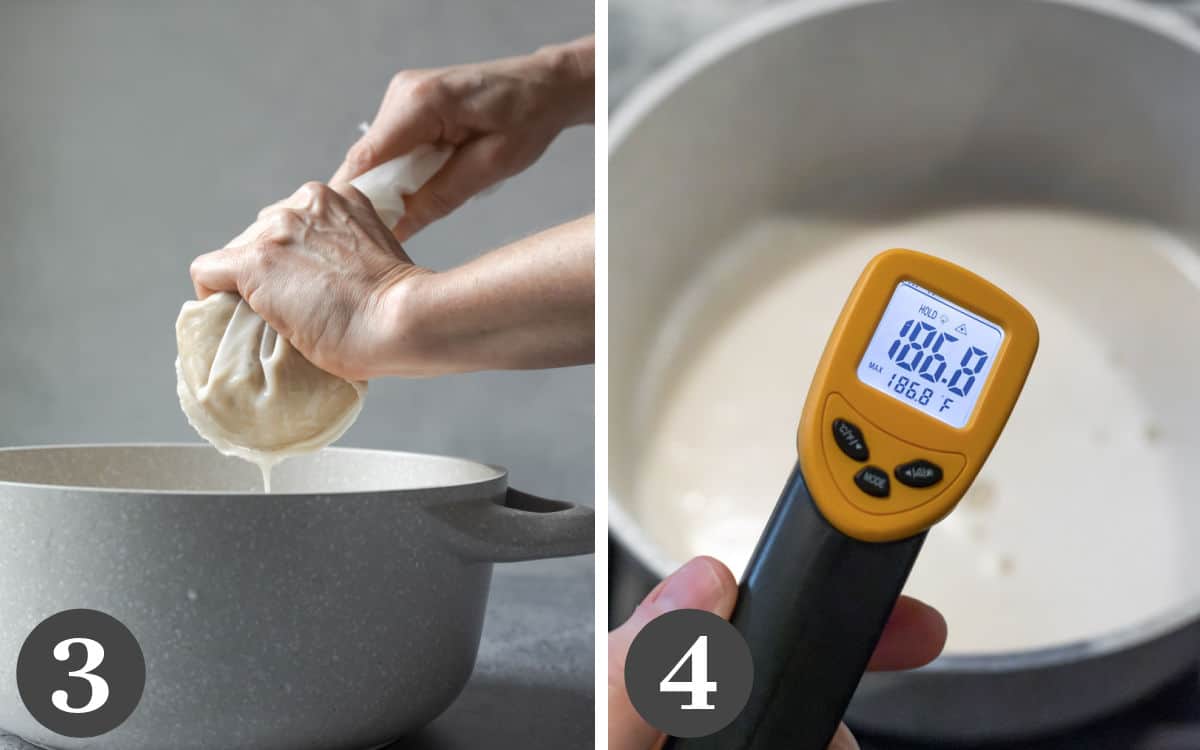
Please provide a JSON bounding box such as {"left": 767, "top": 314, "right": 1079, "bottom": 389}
{"left": 258, "top": 461, "right": 275, "bottom": 494}
{"left": 630, "top": 206, "right": 1198, "bottom": 653}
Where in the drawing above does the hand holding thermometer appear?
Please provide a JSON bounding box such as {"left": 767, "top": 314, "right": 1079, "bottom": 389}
{"left": 664, "top": 249, "right": 1038, "bottom": 749}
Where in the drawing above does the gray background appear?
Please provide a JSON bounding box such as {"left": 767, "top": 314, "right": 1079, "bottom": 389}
{"left": 0, "top": 1, "right": 594, "bottom": 748}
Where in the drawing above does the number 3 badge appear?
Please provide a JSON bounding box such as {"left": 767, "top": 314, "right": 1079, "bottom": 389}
{"left": 624, "top": 609, "right": 753, "bottom": 738}
{"left": 16, "top": 609, "right": 146, "bottom": 738}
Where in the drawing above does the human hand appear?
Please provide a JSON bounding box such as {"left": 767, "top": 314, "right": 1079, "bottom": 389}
{"left": 191, "top": 183, "right": 594, "bottom": 380}
{"left": 608, "top": 556, "right": 947, "bottom": 750}
{"left": 189, "top": 181, "right": 430, "bottom": 382}
{"left": 331, "top": 35, "right": 594, "bottom": 241}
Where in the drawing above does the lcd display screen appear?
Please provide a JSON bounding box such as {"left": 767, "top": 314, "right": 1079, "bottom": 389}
{"left": 856, "top": 281, "right": 1004, "bottom": 428}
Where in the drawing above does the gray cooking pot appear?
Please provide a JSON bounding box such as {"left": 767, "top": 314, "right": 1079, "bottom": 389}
{"left": 0, "top": 444, "right": 592, "bottom": 750}
{"left": 610, "top": 0, "right": 1200, "bottom": 742}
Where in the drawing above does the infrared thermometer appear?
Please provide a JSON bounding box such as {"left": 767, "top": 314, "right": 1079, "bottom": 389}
{"left": 665, "top": 249, "right": 1038, "bottom": 749}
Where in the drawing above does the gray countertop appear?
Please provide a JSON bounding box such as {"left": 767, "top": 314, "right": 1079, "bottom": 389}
{"left": 384, "top": 556, "right": 594, "bottom": 750}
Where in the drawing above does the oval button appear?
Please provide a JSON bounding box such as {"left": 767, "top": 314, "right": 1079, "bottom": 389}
{"left": 853, "top": 466, "right": 890, "bottom": 498}
{"left": 832, "top": 418, "right": 869, "bottom": 462}
{"left": 894, "top": 460, "right": 944, "bottom": 488}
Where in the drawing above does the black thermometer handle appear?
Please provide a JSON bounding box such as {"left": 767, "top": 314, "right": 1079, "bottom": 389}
{"left": 664, "top": 465, "right": 925, "bottom": 750}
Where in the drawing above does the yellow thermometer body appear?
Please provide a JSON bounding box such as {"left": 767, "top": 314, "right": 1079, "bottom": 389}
{"left": 801, "top": 249, "right": 1038, "bottom": 541}
{"left": 666, "top": 249, "right": 1038, "bottom": 750}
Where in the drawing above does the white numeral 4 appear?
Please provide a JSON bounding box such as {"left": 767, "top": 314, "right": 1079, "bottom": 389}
{"left": 51, "top": 638, "right": 109, "bottom": 714}
{"left": 659, "top": 635, "right": 717, "bottom": 710}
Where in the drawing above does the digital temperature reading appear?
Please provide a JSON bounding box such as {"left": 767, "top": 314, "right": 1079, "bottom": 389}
{"left": 856, "top": 281, "right": 1004, "bottom": 428}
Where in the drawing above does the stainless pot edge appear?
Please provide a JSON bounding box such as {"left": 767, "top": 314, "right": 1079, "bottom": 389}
{"left": 606, "top": 0, "right": 1200, "bottom": 731}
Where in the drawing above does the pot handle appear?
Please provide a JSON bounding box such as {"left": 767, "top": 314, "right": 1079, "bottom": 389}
{"left": 435, "top": 488, "right": 595, "bottom": 562}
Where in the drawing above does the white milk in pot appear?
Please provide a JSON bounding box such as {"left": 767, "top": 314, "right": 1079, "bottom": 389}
{"left": 630, "top": 206, "right": 1197, "bottom": 654}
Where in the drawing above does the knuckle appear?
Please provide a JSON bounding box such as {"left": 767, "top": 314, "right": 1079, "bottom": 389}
{"left": 264, "top": 208, "right": 301, "bottom": 237}
{"left": 388, "top": 69, "right": 425, "bottom": 93}
{"left": 299, "top": 180, "right": 331, "bottom": 201}
{"left": 403, "top": 72, "right": 452, "bottom": 109}
{"left": 408, "top": 75, "right": 442, "bottom": 101}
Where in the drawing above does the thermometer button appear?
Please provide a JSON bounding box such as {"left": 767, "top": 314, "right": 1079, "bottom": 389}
{"left": 894, "top": 460, "right": 944, "bottom": 488}
{"left": 853, "top": 466, "right": 891, "bottom": 498}
{"left": 832, "top": 419, "right": 869, "bottom": 461}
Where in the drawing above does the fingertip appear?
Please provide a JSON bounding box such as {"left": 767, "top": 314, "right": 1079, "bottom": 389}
{"left": 692, "top": 555, "right": 739, "bottom": 618}
{"left": 868, "top": 596, "right": 948, "bottom": 671}
{"left": 188, "top": 248, "right": 242, "bottom": 300}
{"left": 337, "top": 107, "right": 437, "bottom": 186}
{"left": 189, "top": 253, "right": 211, "bottom": 288}
{"left": 893, "top": 595, "right": 948, "bottom": 647}
{"left": 341, "top": 135, "right": 381, "bottom": 184}
{"left": 828, "top": 723, "right": 861, "bottom": 750}
{"left": 641, "top": 555, "right": 738, "bottom": 621}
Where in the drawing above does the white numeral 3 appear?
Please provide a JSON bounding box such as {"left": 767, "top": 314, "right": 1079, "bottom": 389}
{"left": 51, "top": 638, "right": 109, "bottom": 714}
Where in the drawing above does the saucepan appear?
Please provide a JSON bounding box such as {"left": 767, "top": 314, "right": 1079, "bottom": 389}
{"left": 610, "top": 0, "right": 1200, "bottom": 742}
{"left": 0, "top": 444, "right": 593, "bottom": 750}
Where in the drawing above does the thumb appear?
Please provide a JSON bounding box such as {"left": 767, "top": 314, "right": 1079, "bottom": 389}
{"left": 608, "top": 556, "right": 738, "bottom": 750}
{"left": 829, "top": 723, "right": 862, "bottom": 750}
{"left": 330, "top": 102, "right": 440, "bottom": 188}
{"left": 390, "top": 133, "right": 509, "bottom": 241}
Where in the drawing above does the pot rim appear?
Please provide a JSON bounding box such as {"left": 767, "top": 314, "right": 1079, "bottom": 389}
{"left": 611, "top": 0, "right": 1200, "bottom": 153}
{"left": 608, "top": 0, "right": 1200, "bottom": 669}
{"left": 0, "top": 442, "right": 508, "bottom": 497}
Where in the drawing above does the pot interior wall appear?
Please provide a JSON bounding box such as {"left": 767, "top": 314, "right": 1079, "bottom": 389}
{"left": 611, "top": 0, "right": 1200, "bottom": 647}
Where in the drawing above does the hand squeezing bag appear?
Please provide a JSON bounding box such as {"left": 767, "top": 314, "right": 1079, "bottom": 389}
{"left": 175, "top": 145, "right": 452, "bottom": 487}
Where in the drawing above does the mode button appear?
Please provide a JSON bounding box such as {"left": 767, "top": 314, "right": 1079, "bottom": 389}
{"left": 854, "top": 466, "right": 890, "bottom": 498}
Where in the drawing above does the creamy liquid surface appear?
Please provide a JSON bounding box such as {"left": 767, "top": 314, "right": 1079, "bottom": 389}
{"left": 630, "top": 206, "right": 1199, "bottom": 653}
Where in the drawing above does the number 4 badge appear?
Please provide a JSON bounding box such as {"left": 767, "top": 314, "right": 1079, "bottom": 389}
{"left": 625, "top": 609, "right": 753, "bottom": 738}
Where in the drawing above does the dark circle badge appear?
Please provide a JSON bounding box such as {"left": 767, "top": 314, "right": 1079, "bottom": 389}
{"left": 16, "top": 609, "right": 146, "bottom": 738}
{"left": 625, "top": 609, "right": 753, "bottom": 738}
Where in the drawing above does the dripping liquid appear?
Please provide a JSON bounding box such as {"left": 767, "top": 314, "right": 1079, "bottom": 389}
{"left": 254, "top": 459, "right": 275, "bottom": 493}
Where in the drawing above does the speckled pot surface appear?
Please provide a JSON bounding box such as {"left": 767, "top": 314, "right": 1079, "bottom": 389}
{"left": 0, "top": 444, "right": 593, "bottom": 750}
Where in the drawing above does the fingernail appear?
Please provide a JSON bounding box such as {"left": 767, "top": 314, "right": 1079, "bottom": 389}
{"left": 655, "top": 557, "right": 727, "bottom": 613}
